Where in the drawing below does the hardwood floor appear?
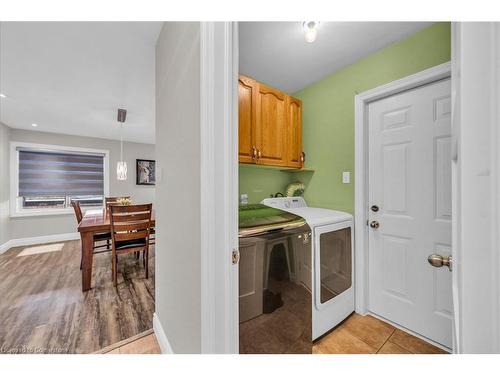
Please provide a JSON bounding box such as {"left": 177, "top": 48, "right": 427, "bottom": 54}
{"left": 0, "top": 240, "right": 155, "bottom": 354}
{"left": 313, "top": 313, "right": 448, "bottom": 354}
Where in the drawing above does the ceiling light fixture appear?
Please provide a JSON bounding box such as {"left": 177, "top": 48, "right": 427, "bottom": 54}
{"left": 31, "top": 123, "right": 38, "bottom": 127}
{"left": 303, "top": 21, "right": 319, "bottom": 43}
{"left": 0, "top": 93, "right": 6, "bottom": 98}
{"left": 116, "top": 108, "right": 128, "bottom": 181}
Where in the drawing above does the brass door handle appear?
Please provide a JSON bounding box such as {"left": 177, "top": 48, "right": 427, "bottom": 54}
{"left": 251, "top": 146, "right": 257, "bottom": 160}
{"left": 257, "top": 149, "right": 262, "bottom": 159}
{"left": 428, "top": 254, "right": 452, "bottom": 271}
{"left": 369, "top": 220, "right": 380, "bottom": 229}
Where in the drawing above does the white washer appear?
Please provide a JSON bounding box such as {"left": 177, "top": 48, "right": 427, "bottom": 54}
{"left": 262, "top": 197, "right": 354, "bottom": 340}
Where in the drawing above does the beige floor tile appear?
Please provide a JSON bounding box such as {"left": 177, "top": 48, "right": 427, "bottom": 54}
{"left": 341, "top": 313, "right": 395, "bottom": 349}
{"left": 314, "top": 327, "right": 377, "bottom": 354}
{"left": 312, "top": 345, "right": 325, "bottom": 354}
{"left": 117, "top": 334, "right": 161, "bottom": 354}
{"left": 388, "top": 329, "right": 447, "bottom": 354}
{"left": 377, "top": 341, "right": 411, "bottom": 354}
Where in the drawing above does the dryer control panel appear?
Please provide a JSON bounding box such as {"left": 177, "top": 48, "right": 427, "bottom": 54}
{"left": 262, "top": 197, "right": 307, "bottom": 209}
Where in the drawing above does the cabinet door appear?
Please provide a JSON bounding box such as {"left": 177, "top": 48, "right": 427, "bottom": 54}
{"left": 255, "top": 83, "right": 288, "bottom": 166}
{"left": 238, "top": 76, "right": 257, "bottom": 164}
{"left": 286, "top": 96, "right": 303, "bottom": 168}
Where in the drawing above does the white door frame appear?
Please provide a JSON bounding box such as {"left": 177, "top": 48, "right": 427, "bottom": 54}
{"left": 200, "top": 21, "right": 239, "bottom": 353}
{"left": 451, "top": 22, "right": 500, "bottom": 354}
{"left": 353, "top": 62, "right": 451, "bottom": 317}
{"left": 213, "top": 22, "right": 500, "bottom": 354}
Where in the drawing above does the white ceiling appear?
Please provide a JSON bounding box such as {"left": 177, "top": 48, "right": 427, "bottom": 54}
{"left": 239, "top": 22, "right": 434, "bottom": 93}
{"left": 0, "top": 22, "right": 433, "bottom": 144}
{"left": 0, "top": 22, "right": 162, "bottom": 144}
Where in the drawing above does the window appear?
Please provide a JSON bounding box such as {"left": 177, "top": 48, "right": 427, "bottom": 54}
{"left": 11, "top": 142, "right": 109, "bottom": 217}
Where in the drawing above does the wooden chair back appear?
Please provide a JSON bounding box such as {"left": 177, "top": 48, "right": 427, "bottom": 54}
{"left": 105, "top": 196, "right": 131, "bottom": 205}
{"left": 109, "top": 203, "right": 152, "bottom": 246}
{"left": 71, "top": 201, "right": 83, "bottom": 224}
{"left": 105, "top": 196, "right": 131, "bottom": 214}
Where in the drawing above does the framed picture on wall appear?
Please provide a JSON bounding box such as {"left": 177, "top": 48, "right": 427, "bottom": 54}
{"left": 136, "top": 159, "right": 156, "bottom": 185}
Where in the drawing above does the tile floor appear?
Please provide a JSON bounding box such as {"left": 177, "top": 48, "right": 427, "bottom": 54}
{"left": 102, "top": 331, "right": 161, "bottom": 354}
{"left": 103, "top": 313, "right": 448, "bottom": 354}
{"left": 313, "top": 313, "right": 448, "bottom": 354}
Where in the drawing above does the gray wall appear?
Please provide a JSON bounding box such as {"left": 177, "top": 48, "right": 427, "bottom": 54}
{"left": 155, "top": 22, "right": 201, "bottom": 353}
{"left": 0, "top": 123, "right": 10, "bottom": 245}
{"left": 4, "top": 128, "right": 155, "bottom": 240}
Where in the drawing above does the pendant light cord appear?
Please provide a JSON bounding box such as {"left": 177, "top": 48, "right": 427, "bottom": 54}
{"left": 120, "top": 122, "right": 123, "bottom": 161}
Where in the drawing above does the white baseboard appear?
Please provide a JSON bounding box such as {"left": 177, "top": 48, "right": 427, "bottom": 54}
{"left": 153, "top": 312, "right": 173, "bottom": 354}
{"left": 0, "top": 232, "right": 80, "bottom": 254}
{"left": 0, "top": 240, "right": 13, "bottom": 254}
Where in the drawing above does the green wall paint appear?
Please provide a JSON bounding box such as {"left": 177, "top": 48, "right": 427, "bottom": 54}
{"left": 239, "top": 164, "right": 294, "bottom": 203}
{"left": 239, "top": 22, "right": 451, "bottom": 210}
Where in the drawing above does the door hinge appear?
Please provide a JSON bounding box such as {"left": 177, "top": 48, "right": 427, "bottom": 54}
{"left": 232, "top": 249, "right": 240, "bottom": 265}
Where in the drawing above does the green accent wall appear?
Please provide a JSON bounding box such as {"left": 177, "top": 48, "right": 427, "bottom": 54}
{"left": 239, "top": 164, "right": 294, "bottom": 203}
{"left": 239, "top": 22, "right": 451, "bottom": 210}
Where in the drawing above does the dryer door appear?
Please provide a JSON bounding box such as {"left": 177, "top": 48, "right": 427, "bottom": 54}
{"left": 312, "top": 221, "right": 355, "bottom": 339}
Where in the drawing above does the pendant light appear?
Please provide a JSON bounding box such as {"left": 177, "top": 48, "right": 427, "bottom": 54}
{"left": 116, "top": 108, "right": 127, "bottom": 180}
{"left": 303, "top": 21, "right": 319, "bottom": 43}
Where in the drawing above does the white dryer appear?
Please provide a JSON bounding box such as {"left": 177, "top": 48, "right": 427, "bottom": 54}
{"left": 262, "top": 197, "right": 354, "bottom": 340}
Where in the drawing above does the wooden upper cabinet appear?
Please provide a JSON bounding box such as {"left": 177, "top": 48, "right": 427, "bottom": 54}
{"left": 238, "top": 76, "right": 257, "bottom": 164}
{"left": 238, "top": 75, "right": 303, "bottom": 168}
{"left": 286, "top": 96, "right": 303, "bottom": 168}
{"left": 255, "top": 83, "right": 288, "bottom": 166}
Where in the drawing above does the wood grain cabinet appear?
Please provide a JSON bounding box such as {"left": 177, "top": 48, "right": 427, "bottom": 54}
{"left": 286, "top": 96, "right": 303, "bottom": 168}
{"left": 238, "top": 75, "right": 303, "bottom": 169}
{"left": 238, "top": 75, "right": 257, "bottom": 164}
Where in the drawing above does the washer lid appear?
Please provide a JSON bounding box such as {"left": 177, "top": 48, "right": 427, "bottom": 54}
{"left": 238, "top": 204, "right": 306, "bottom": 237}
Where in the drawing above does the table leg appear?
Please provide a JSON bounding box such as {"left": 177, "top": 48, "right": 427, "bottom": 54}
{"left": 81, "top": 232, "right": 94, "bottom": 291}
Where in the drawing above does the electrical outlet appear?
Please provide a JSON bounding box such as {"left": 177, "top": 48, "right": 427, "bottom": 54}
{"left": 240, "top": 194, "right": 248, "bottom": 205}
{"left": 342, "top": 171, "right": 350, "bottom": 184}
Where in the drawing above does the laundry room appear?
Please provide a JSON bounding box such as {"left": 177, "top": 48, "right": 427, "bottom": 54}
{"left": 237, "top": 22, "right": 451, "bottom": 354}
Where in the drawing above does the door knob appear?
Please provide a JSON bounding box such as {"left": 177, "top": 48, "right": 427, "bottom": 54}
{"left": 369, "top": 220, "right": 380, "bottom": 229}
{"left": 428, "top": 254, "right": 452, "bottom": 271}
{"left": 371, "top": 205, "right": 379, "bottom": 212}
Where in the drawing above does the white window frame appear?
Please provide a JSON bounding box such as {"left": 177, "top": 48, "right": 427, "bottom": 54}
{"left": 10, "top": 141, "right": 110, "bottom": 218}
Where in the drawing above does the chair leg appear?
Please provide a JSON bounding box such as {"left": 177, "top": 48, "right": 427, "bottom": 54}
{"left": 112, "top": 253, "right": 117, "bottom": 287}
{"left": 145, "top": 249, "right": 149, "bottom": 279}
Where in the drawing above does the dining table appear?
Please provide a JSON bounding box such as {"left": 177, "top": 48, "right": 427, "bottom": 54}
{"left": 77, "top": 208, "right": 156, "bottom": 291}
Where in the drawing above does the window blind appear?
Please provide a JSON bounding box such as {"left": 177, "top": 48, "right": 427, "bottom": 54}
{"left": 18, "top": 149, "right": 104, "bottom": 197}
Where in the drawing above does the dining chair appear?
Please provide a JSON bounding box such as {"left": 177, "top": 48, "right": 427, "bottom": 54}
{"left": 109, "top": 203, "right": 152, "bottom": 286}
{"left": 105, "top": 196, "right": 132, "bottom": 216}
{"left": 71, "top": 201, "right": 112, "bottom": 269}
{"left": 105, "top": 196, "right": 131, "bottom": 205}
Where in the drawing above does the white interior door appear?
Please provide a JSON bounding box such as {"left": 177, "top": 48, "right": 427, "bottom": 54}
{"left": 368, "top": 78, "right": 452, "bottom": 349}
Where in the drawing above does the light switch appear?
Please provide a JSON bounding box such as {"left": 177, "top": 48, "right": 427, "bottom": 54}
{"left": 342, "top": 171, "right": 350, "bottom": 184}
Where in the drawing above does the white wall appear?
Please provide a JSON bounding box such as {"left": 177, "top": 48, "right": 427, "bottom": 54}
{"left": 4, "top": 128, "right": 155, "bottom": 241}
{"left": 0, "top": 123, "right": 10, "bottom": 246}
{"left": 155, "top": 22, "right": 201, "bottom": 353}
